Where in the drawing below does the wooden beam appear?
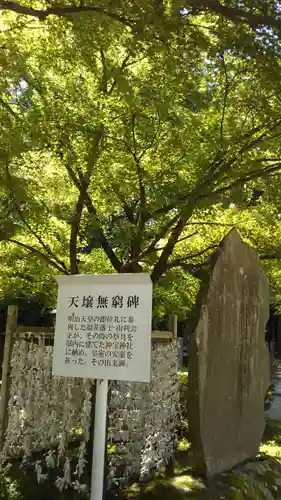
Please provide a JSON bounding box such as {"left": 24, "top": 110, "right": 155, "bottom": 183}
{"left": 13, "top": 325, "right": 176, "bottom": 343}
{"left": 0, "top": 305, "right": 18, "bottom": 449}
{"left": 17, "top": 326, "right": 54, "bottom": 334}
{"left": 152, "top": 330, "right": 174, "bottom": 341}
{"left": 168, "top": 314, "right": 178, "bottom": 339}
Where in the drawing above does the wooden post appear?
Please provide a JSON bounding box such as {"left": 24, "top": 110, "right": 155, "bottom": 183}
{"left": 102, "top": 383, "right": 111, "bottom": 500}
{"left": 165, "top": 314, "right": 177, "bottom": 477}
{"left": 168, "top": 314, "right": 178, "bottom": 339}
{"left": 0, "top": 305, "right": 18, "bottom": 449}
{"left": 86, "top": 381, "right": 96, "bottom": 482}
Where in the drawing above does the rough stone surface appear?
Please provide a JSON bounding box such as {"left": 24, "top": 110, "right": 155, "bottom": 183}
{"left": 227, "top": 457, "right": 281, "bottom": 499}
{"left": 188, "top": 229, "right": 270, "bottom": 477}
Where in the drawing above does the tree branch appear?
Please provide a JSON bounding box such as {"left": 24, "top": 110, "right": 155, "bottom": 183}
{"left": 201, "top": 119, "right": 281, "bottom": 192}
{"left": 206, "top": 162, "right": 281, "bottom": 200}
{"left": 130, "top": 230, "right": 198, "bottom": 260}
{"left": 69, "top": 127, "right": 104, "bottom": 274}
{"left": 151, "top": 216, "right": 187, "bottom": 283}
{"left": 191, "top": 0, "right": 281, "bottom": 29}
{"left": 6, "top": 238, "right": 69, "bottom": 274}
{"left": 187, "top": 221, "right": 235, "bottom": 227}
{"left": 5, "top": 165, "right": 70, "bottom": 274}
{"left": 0, "top": 1, "right": 133, "bottom": 26}
{"left": 219, "top": 52, "right": 229, "bottom": 143}
{"left": 61, "top": 152, "right": 122, "bottom": 272}
{"left": 0, "top": 97, "right": 18, "bottom": 117}
{"left": 122, "top": 201, "right": 136, "bottom": 224}
{"left": 206, "top": 117, "right": 281, "bottom": 184}
{"left": 139, "top": 213, "right": 179, "bottom": 261}
{"left": 0, "top": 19, "right": 37, "bottom": 33}
{"left": 148, "top": 159, "right": 281, "bottom": 283}
{"left": 146, "top": 152, "right": 278, "bottom": 281}
{"left": 100, "top": 49, "right": 108, "bottom": 93}
{"left": 254, "top": 157, "right": 281, "bottom": 163}
{"left": 260, "top": 253, "right": 281, "bottom": 260}
{"left": 148, "top": 119, "right": 281, "bottom": 220}
{"left": 167, "top": 243, "right": 218, "bottom": 269}
{"left": 131, "top": 114, "right": 146, "bottom": 233}
{"left": 108, "top": 54, "right": 131, "bottom": 95}
{"left": 2, "top": 0, "right": 281, "bottom": 31}
{"left": 126, "top": 112, "right": 161, "bottom": 262}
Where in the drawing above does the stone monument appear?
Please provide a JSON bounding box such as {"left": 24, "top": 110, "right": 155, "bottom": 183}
{"left": 188, "top": 229, "right": 270, "bottom": 477}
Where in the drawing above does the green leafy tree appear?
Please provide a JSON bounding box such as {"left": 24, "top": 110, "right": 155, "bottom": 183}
{"left": 1, "top": 2, "right": 281, "bottom": 314}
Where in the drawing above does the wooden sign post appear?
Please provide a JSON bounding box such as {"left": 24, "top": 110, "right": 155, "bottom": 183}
{"left": 52, "top": 273, "right": 153, "bottom": 500}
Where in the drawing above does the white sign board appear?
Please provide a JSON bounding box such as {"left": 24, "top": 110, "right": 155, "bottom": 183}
{"left": 52, "top": 273, "right": 152, "bottom": 382}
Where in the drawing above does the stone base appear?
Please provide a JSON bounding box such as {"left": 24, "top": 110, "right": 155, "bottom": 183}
{"left": 219, "top": 456, "right": 281, "bottom": 499}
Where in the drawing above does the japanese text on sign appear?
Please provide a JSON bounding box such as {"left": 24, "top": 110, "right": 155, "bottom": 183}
{"left": 64, "top": 313, "right": 136, "bottom": 368}
{"left": 52, "top": 274, "right": 152, "bottom": 382}
{"left": 68, "top": 295, "right": 140, "bottom": 309}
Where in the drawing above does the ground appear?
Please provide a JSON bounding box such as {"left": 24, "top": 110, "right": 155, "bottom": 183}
{"left": 1, "top": 368, "right": 281, "bottom": 500}
{"left": 1, "top": 419, "right": 281, "bottom": 500}
{"left": 126, "top": 419, "right": 281, "bottom": 500}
